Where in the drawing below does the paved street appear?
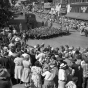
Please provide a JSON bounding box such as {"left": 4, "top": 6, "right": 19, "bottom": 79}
{"left": 12, "top": 12, "right": 88, "bottom": 88}
{"left": 27, "top": 31, "right": 88, "bottom": 48}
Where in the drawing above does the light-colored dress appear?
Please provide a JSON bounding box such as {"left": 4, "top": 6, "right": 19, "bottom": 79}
{"left": 31, "top": 66, "right": 42, "bottom": 88}
{"left": 14, "top": 57, "right": 23, "bottom": 79}
{"left": 21, "top": 59, "right": 31, "bottom": 83}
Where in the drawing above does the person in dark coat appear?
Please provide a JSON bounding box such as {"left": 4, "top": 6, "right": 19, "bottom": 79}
{"left": 0, "top": 63, "right": 12, "bottom": 88}
{"left": 0, "top": 53, "right": 11, "bottom": 74}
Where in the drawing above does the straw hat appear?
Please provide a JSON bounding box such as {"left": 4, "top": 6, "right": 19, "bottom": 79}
{"left": 60, "top": 63, "right": 67, "bottom": 69}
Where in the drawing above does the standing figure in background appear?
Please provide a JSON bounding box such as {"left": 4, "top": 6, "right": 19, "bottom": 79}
{"left": 19, "top": 23, "right": 22, "bottom": 33}
{"left": 21, "top": 55, "right": 31, "bottom": 87}
{"left": 30, "top": 61, "right": 42, "bottom": 88}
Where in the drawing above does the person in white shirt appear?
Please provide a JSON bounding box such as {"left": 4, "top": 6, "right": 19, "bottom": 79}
{"left": 42, "top": 65, "right": 55, "bottom": 88}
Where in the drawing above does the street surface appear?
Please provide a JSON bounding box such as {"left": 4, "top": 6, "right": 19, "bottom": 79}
{"left": 12, "top": 13, "right": 88, "bottom": 88}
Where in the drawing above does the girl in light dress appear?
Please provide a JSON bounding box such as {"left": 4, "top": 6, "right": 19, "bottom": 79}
{"left": 21, "top": 55, "right": 32, "bottom": 87}
{"left": 14, "top": 53, "right": 23, "bottom": 83}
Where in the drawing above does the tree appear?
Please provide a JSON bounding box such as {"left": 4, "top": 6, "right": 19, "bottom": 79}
{"left": 0, "top": 0, "right": 12, "bottom": 27}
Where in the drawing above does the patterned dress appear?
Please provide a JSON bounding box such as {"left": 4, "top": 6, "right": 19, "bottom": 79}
{"left": 30, "top": 66, "right": 42, "bottom": 88}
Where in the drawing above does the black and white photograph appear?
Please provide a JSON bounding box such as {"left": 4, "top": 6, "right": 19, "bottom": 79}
{"left": 0, "top": 0, "right": 88, "bottom": 88}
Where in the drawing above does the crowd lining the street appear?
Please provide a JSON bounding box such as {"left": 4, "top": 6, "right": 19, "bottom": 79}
{"left": 0, "top": 25, "right": 88, "bottom": 88}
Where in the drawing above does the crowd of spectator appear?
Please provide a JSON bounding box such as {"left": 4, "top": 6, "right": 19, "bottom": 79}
{"left": 0, "top": 25, "right": 88, "bottom": 88}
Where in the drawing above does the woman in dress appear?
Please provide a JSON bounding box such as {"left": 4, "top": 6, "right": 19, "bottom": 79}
{"left": 30, "top": 61, "right": 42, "bottom": 88}
{"left": 58, "top": 63, "right": 68, "bottom": 88}
{"left": 14, "top": 53, "right": 23, "bottom": 83}
{"left": 21, "top": 54, "right": 31, "bottom": 87}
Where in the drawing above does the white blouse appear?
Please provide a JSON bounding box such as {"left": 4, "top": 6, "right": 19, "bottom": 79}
{"left": 58, "top": 69, "right": 67, "bottom": 81}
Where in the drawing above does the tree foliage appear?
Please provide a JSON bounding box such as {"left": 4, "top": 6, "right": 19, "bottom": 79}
{"left": 0, "top": 0, "right": 12, "bottom": 27}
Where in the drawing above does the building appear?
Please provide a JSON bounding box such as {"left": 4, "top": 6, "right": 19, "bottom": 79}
{"left": 66, "top": 0, "right": 88, "bottom": 20}
{"left": 57, "top": 0, "right": 67, "bottom": 15}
